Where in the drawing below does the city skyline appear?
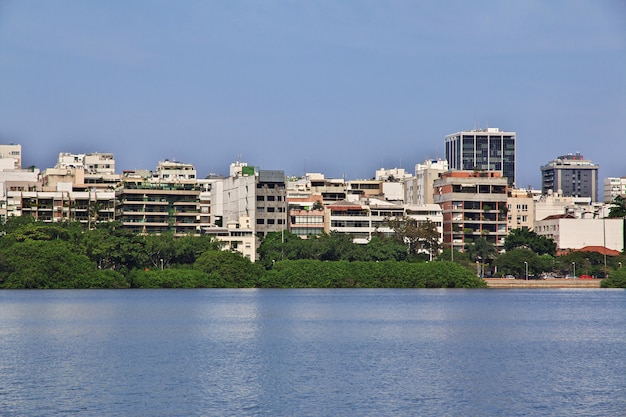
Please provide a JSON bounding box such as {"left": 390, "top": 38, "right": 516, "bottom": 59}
{"left": 1, "top": 1, "right": 625, "bottom": 187}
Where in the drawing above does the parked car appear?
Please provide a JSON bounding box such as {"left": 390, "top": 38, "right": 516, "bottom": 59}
{"left": 579, "top": 274, "right": 594, "bottom": 279}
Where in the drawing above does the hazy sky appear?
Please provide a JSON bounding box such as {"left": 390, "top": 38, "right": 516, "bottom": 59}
{"left": 1, "top": 1, "right": 625, "bottom": 188}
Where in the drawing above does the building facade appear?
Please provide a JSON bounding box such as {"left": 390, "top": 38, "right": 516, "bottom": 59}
{"left": 434, "top": 170, "right": 509, "bottom": 252}
{"left": 507, "top": 188, "right": 536, "bottom": 231}
{"left": 603, "top": 177, "right": 626, "bottom": 203}
{"left": 445, "top": 128, "right": 516, "bottom": 186}
{"left": 535, "top": 215, "right": 624, "bottom": 254}
{"left": 115, "top": 161, "right": 207, "bottom": 236}
{"left": 405, "top": 159, "right": 449, "bottom": 206}
{"left": 540, "top": 152, "right": 599, "bottom": 202}
{"left": 0, "top": 144, "right": 22, "bottom": 169}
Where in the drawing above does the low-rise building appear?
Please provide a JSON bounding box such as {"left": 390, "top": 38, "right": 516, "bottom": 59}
{"left": 535, "top": 214, "right": 624, "bottom": 254}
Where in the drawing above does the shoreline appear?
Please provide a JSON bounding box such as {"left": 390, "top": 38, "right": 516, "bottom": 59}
{"left": 484, "top": 278, "right": 602, "bottom": 288}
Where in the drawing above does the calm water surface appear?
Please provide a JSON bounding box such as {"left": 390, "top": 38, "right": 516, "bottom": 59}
{"left": 0, "top": 289, "right": 624, "bottom": 416}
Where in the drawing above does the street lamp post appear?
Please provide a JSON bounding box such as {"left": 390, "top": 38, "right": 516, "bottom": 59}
{"left": 524, "top": 261, "right": 528, "bottom": 281}
{"left": 160, "top": 259, "right": 164, "bottom": 270}
{"left": 572, "top": 261, "right": 576, "bottom": 279}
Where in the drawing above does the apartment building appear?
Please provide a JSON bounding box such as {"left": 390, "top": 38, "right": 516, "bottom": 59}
{"left": 255, "top": 170, "right": 287, "bottom": 237}
{"left": 115, "top": 161, "right": 207, "bottom": 236}
{"left": 219, "top": 162, "right": 287, "bottom": 237}
{"left": 46, "top": 152, "right": 121, "bottom": 192}
{"left": 405, "top": 159, "right": 449, "bottom": 205}
{"left": 287, "top": 191, "right": 325, "bottom": 239}
{"left": 434, "top": 170, "right": 508, "bottom": 252}
{"left": 445, "top": 128, "right": 516, "bottom": 186}
{"left": 534, "top": 190, "right": 593, "bottom": 222}
{"left": 326, "top": 201, "right": 371, "bottom": 242}
{"left": 325, "top": 197, "right": 443, "bottom": 250}
{"left": 309, "top": 174, "right": 347, "bottom": 204}
{"left": 603, "top": 177, "right": 626, "bottom": 203}
{"left": 348, "top": 179, "right": 384, "bottom": 200}
{"left": 6, "top": 189, "right": 115, "bottom": 226}
{"left": 507, "top": 188, "right": 536, "bottom": 231}
{"left": 0, "top": 144, "right": 22, "bottom": 169}
{"left": 540, "top": 152, "right": 599, "bottom": 202}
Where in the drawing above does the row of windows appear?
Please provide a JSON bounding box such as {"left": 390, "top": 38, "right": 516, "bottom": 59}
{"left": 256, "top": 196, "right": 284, "bottom": 202}
{"left": 331, "top": 220, "right": 369, "bottom": 228}
{"left": 256, "top": 206, "right": 285, "bottom": 213}
{"left": 256, "top": 219, "right": 285, "bottom": 225}
{"left": 291, "top": 216, "right": 324, "bottom": 224}
{"left": 507, "top": 204, "right": 529, "bottom": 211}
{"left": 291, "top": 227, "right": 324, "bottom": 236}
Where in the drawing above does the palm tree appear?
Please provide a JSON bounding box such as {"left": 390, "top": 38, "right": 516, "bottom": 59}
{"left": 465, "top": 237, "right": 497, "bottom": 277}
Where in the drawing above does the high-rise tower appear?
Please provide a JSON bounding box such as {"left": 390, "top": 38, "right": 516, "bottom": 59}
{"left": 540, "top": 152, "right": 599, "bottom": 202}
{"left": 445, "top": 128, "right": 516, "bottom": 186}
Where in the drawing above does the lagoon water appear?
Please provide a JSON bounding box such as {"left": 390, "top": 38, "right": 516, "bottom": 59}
{"left": 0, "top": 289, "right": 624, "bottom": 416}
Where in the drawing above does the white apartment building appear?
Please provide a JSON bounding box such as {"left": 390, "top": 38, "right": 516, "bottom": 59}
{"left": 44, "top": 152, "right": 120, "bottom": 191}
{"left": 6, "top": 189, "right": 116, "bottom": 226}
{"left": 405, "top": 159, "right": 448, "bottom": 206}
{"left": 375, "top": 167, "right": 413, "bottom": 181}
{"left": 534, "top": 190, "right": 593, "bottom": 222}
{"left": 535, "top": 215, "right": 624, "bottom": 253}
{"left": 152, "top": 159, "right": 196, "bottom": 183}
{"left": 326, "top": 197, "right": 443, "bottom": 252}
{"left": 603, "top": 177, "right": 626, "bottom": 203}
{"left": 0, "top": 144, "right": 22, "bottom": 169}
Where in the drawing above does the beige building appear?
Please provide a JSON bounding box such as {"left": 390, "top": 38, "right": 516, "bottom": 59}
{"left": 0, "top": 144, "right": 22, "bottom": 169}
{"left": 405, "top": 159, "right": 449, "bottom": 206}
{"left": 507, "top": 188, "right": 536, "bottom": 231}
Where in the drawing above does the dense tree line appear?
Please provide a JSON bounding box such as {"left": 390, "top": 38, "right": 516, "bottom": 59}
{"left": 0, "top": 218, "right": 484, "bottom": 289}
{"left": 0, "top": 217, "right": 624, "bottom": 289}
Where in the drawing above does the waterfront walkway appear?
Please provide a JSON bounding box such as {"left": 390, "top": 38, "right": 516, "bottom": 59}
{"left": 484, "top": 278, "right": 602, "bottom": 288}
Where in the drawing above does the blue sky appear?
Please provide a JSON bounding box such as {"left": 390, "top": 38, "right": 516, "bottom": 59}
{"left": 1, "top": 1, "right": 625, "bottom": 188}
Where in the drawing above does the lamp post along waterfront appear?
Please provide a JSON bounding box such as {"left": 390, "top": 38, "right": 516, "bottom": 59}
{"left": 524, "top": 261, "right": 528, "bottom": 280}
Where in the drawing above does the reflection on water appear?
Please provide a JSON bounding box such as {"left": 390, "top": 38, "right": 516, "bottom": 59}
{"left": 0, "top": 289, "right": 624, "bottom": 416}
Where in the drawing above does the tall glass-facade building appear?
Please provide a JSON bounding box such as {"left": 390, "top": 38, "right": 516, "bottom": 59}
{"left": 445, "top": 128, "right": 516, "bottom": 186}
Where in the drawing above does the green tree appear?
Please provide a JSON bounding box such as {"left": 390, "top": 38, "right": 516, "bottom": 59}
{"left": 143, "top": 233, "right": 177, "bottom": 270}
{"left": 494, "top": 248, "right": 544, "bottom": 278}
{"left": 465, "top": 237, "right": 497, "bottom": 277}
{"left": 601, "top": 267, "right": 626, "bottom": 288}
{"left": 194, "top": 250, "right": 262, "bottom": 287}
{"left": 608, "top": 195, "right": 626, "bottom": 218}
{"left": 82, "top": 221, "right": 147, "bottom": 271}
{"left": 503, "top": 228, "right": 556, "bottom": 256}
{"left": 0, "top": 240, "right": 126, "bottom": 289}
